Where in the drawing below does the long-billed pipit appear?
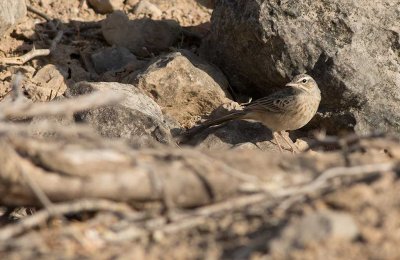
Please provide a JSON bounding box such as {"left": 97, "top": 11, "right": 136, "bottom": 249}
{"left": 182, "top": 74, "right": 321, "bottom": 152}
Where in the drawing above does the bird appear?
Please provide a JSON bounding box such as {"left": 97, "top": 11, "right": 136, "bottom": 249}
{"left": 180, "top": 74, "right": 321, "bottom": 153}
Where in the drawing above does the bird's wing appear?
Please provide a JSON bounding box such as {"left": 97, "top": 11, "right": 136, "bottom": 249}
{"left": 244, "top": 89, "right": 298, "bottom": 113}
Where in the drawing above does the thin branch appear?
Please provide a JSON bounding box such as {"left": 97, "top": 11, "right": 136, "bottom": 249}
{"left": 275, "top": 162, "right": 398, "bottom": 211}
{"left": 10, "top": 73, "right": 24, "bottom": 101}
{"left": 0, "top": 48, "right": 50, "bottom": 65}
{"left": 27, "top": 5, "right": 52, "bottom": 21}
{"left": 109, "top": 161, "right": 399, "bottom": 241}
{"left": 0, "top": 121, "right": 96, "bottom": 137}
{"left": 20, "top": 169, "right": 54, "bottom": 210}
{"left": 0, "top": 90, "right": 124, "bottom": 120}
{"left": 0, "top": 199, "right": 135, "bottom": 241}
{"left": 0, "top": 29, "right": 63, "bottom": 65}
{"left": 273, "top": 162, "right": 397, "bottom": 198}
{"left": 50, "top": 30, "right": 64, "bottom": 52}
{"left": 306, "top": 131, "right": 386, "bottom": 151}
{"left": 306, "top": 162, "right": 397, "bottom": 191}
{"left": 105, "top": 193, "right": 268, "bottom": 242}
{"left": 161, "top": 162, "right": 398, "bottom": 235}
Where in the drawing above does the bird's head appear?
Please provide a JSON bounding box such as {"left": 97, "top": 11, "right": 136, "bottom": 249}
{"left": 285, "top": 74, "right": 319, "bottom": 94}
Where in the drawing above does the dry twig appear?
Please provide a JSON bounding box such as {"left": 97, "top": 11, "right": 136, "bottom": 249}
{"left": 20, "top": 169, "right": 53, "bottom": 210}
{"left": 0, "top": 199, "right": 135, "bottom": 241}
{"left": 0, "top": 90, "right": 124, "bottom": 120}
{"left": 274, "top": 162, "right": 398, "bottom": 197}
{"left": 109, "top": 161, "right": 399, "bottom": 241}
{"left": 0, "top": 48, "right": 50, "bottom": 65}
{"left": 0, "top": 28, "right": 63, "bottom": 65}
{"left": 27, "top": 5, "right": 52, "bottom": 22}
{"left": 50, "top": 30, "right": 64, "bottom": 52}
{"left": 0, "top": 121, "right": 96, "bottom": 138}
{"left": 276, "top": 162, "right": 398, "bottom": 211}
{"left": 306, "top": 131, "right": 386, "bottom": 151}
{"left": 10, "top": 73, "right": 24, "bottom": 101}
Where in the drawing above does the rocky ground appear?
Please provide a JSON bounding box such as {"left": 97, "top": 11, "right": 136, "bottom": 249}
{"left": 0, "top": 0, "right": 399, "bottom": 259}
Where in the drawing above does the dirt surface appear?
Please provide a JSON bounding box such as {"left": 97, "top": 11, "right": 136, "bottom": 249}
{"left": 0, "top": 0, "right": 211, "bottom": 102}
{"left": 0, "top": 1, "right": 399, "bottom": 259}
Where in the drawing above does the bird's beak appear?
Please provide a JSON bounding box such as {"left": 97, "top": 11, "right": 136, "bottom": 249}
{"left": 285, "top": 83, "right": 298, "bottom": 88}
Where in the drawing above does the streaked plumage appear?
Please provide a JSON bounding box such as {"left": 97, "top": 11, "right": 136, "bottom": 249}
{"left": 182, "top": 74, "right": 321, "bottom": 152}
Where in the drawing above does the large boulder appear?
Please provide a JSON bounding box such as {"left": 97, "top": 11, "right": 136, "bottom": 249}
{"left": 0, "top": 0, "right": 26, "bottom": 37}
{"left": 125, "top": 51, "right": 231, "bottom": 128}
{"left": 200, "top": 0, "right": 400, "bottom": 134}
{"left": 69, "top": 82, "right": 173, "bottom": 145}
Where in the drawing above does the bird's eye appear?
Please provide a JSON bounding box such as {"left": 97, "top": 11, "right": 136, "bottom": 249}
{"left": 302, "top": 79, "right": 307, "bottom": 83}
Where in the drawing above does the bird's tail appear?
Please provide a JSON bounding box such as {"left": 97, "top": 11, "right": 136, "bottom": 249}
{"left": 177, "top": 110, "right": 246, "bottom": 144}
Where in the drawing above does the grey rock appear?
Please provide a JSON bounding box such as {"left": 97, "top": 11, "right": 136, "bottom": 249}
{"left": 271, "top": 210, "right": 359, "bottom": 254}
{"left": 125, "top": 50, "right": 231, "bottom": 128}
{"left": 68, "top": 81, "right": 173, "bottom": 145}
{"left": 91, "top": 46, "right": 142, "bottom": 74}
{"left": 87, "top": 0, "right": 124, "bottom": 14}
{"left": 102, "top": 11, "right": 182, "bottom": 56}
{"left": 201, "top": 0, "right": 400, "bottom": 135}
{"left": 0, "top": 0, "right": 26, "bottom": 37}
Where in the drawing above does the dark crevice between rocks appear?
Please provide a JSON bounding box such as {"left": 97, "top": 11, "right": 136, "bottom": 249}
{"left": 308, "top": 52, "right": 362, "bottom": 134}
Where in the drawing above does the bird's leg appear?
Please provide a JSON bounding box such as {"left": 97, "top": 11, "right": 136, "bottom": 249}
{"left": 279, "top": 131, "right": 300, "bottom": 153}
{"left": 272, "top": 131, "right": 283, "bottom": 153}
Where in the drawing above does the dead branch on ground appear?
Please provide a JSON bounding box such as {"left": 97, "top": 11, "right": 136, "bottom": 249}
{"left": 0, "top": 28, "right": 63, "bottom": 65}
{"left": 27, "top": 5, "right": 53, "bottom": 22}
{"left": 1, "top": 160, "right": 396, "bottom": 243}
{"left": 0, "top": 90, "right": 124, "bottom": 120}
{"left": 0, "top": 199, "right": 136, "bottom": 241}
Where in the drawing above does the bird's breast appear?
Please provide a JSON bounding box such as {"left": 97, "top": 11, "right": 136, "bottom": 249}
{"left": 256, "top": 96, "right": 320, "bottom": 131}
